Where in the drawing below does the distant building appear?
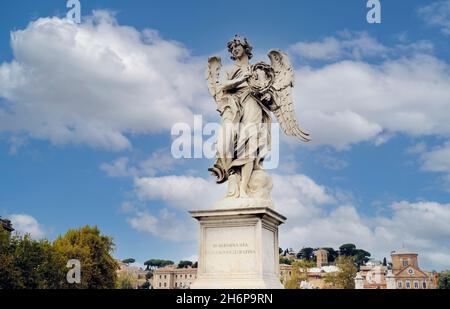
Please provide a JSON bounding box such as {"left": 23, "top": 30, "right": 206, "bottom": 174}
{"left": 152, "top": 265, "right": 198, "bottom": 289}
{"left": 280, "top": 249, "right": 340, "bottom": 289}
{"left": 280, "top": 264, "right": 293, "bottom": 284}
{"left": 314, "top": 249, "right": 329, "bottom": 268}
{"left": 355, "top": 260, "right": 388, "bottom": 289}
{"left": 116, "top": 261, "right": 148, "bottom": 289}
{"left": 0, "top": 217, "right": 14, "bottom": 233}
{"left": 304, "top": 265, "right": 340, "bottom": 289}
{"left": 355, "top": 247, "right": 437, "bottom": 289}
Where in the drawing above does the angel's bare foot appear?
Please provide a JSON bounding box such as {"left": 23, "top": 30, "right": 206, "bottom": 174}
{"left": 239, "top": 186, "right": 249, "bottom": 198}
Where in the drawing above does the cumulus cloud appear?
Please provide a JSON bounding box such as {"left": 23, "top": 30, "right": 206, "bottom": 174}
{"left": 100, "top": 149, "right": 180, "bottom": 178}
{"left": 0, "top": 11, "right": 210, "bottom": 150}
{"left": 271, "top": 174, "right": 335, "bottom": 219}
{"left": 280, "top": 199, "right": 450, "bottom": 271}
{"left": 100, "top": 157, "right": 135, "bottom": 178}
{"left": 418, "top": 0, "right": 450, "bottom": 35}
{"left": 421, "top": 141, "right": 450, "bottom": 173}
{"left": 295, "top": 54, "right": 450, "bottom": 149}
{"left": 1, "top": 17, "right": 449, "bottom": 154}
{"left": 127, "top": 209, "right": 196, "bottom": 242}
{"left": 9, "top": 214, "right": 45, "bottom": 239}
{"left": 289, "top": 32, "right": 388, "bottom": 61}
{"left": 315, "top": 152, "right": 348, "bottom": 171}
{"left": 134, "top": 175, "right": 225, "bottom": 210}
{"left": 419, "top": 141, "right": 450, "bottom": 189}
{"left": 289, "top": 31, "right": 432, "bottom": 62}
{"left": 127, "top": 172, "right": 450, "bottom": 270}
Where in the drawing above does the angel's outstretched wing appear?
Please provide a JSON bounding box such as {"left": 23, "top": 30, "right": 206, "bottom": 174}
{"left": 205, "top": 56, "right": 222, "bottom": 100}
{"left": 268, "top": 50, "right": 310, "bottom": 142}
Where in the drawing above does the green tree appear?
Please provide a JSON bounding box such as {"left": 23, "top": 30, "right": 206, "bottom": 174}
{"left": 438, "top": 270, "right": 450, "bottom": 289}
{"left": 324, "top": 256, "right": 357, "bottom": 289}
{"left": 322, "top": 247, "right": 339, "bottom": 263}
{"left": 339, "top": 243, "right": 357, "bottom": 256}
{"left": 122, "top": 258, "right": 135, "bottom": 264}
{"left": 116, "top": 271, "right": 135, "bottom": 289}
{"left": 178, "top": 260, "right": 193, "bottom": 268}
{"left": 296, "top": 247, "right": 314, "bottom": 261}
{"left": 279, "top": 257, "right": 292, "bottom": 265}
{"left": 53, "top": 225, "right": 118, "bottom": 289}
{"left": 285, "top": 260, "right": 316, "bottom": 289}
{"left": 353, "top": 249, "right": 371, "bottom": 267}
{"left": 144, "top": 259, "right": 174, "bottom": 270}
{"left": 0, "top": 229, "right": 66, "bottom": 289}
{"left": 192, "top": 261, "right": 198, "bottom": 268}
{"left": 382, "top": 257, "right": 387, "bottom": 266}
{"left": 0, "top": 228, "right": 18, "bottom": 288}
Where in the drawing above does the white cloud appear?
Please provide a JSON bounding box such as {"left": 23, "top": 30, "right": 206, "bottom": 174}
{"left": 290, "top": 36, "right": 343, "bottom": 61}
{"left": 406, "top": 141, "right": 427, "bottom": 155}
{"left": 8, "top": 136, "right": 27, "bottom": 155}
{"left": 295, "top": 54, "right": 450, "bottom": 149}
{"left": 9, "top": 214, "right": 45, "bottom": 239}
{"left": 134, "top": 175, "right": 225, "bottom": 210}
{"left": 300, "top": 110, "right": 382, "bottom": 150}
{"left": 100, "top": 149, "right": 180, "bottom": 178}
{"left": 419, "top": 141, "right": 450, "bottom": 190}
{"left": 280, "top": 200, "right": 450, "bottom": 271}
{"left": 120, "top": 201, "right": 137, "bottom": 213}
{"left": 127, "top": 173, "right": 333, "bottom": 243}
{"left": 100, "top": 157, "right": 136, "bottom": 178}
{"left": 0, "top": 11, "right": 210, "bottom": 150}
{"left": 138, "top": 149, "right": 180, "bottom": 176}
{"left": 1, "top": 18, "right": 449, "bottom": 154}
{"left": 289, "top": 32, "right": 388, "bottom": 61}
{"left": 128, "top": 172, "right": 450, "bottom": 270}
{"left": 419, "top": 0, "right": 450, "bottom": 35}
{"left": 272, "top": 174, "right": 335, "bottom": 219}
{"left": 127, "top": 209, "right": 196, "bottom": 242}
{"left": 421, "top": 142, "right": 450, "bottom": 173}
{"left": 315, "top": 152, "right": 348, "bottom": 171}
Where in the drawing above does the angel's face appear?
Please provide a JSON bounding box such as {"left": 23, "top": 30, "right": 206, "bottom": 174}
{"left": 231, "top": 44, "right": 245, "bottom": 60}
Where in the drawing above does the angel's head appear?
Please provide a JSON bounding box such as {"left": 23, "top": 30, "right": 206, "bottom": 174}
{"left": 227, "top": 35, "right": 253, "bottom": 61}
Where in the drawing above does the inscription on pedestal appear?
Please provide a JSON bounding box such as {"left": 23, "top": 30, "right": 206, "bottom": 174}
{"left": 190, "top": 208, "right": 285, "bottom": 289}
{"left": 204, "top": 226, "right": 257, "bottom": 274}
{"left": 207, "top": 242, "right": 256, "bottom": 255}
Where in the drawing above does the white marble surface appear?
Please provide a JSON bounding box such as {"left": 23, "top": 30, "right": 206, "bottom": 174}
{"left": 190, "top": 207, "right": 285, "bottom": 289}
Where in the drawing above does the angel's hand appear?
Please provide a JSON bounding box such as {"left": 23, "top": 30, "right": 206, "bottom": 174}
{"left": 240, "top": 72, "right": 252, "bottom": 82}
{"left": 261, "top": 92, "right": 271, "bottom": 102}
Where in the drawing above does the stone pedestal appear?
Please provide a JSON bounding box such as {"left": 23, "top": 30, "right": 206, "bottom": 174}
{"left": 189, "top": 207, "right": 286, "bottom": 289}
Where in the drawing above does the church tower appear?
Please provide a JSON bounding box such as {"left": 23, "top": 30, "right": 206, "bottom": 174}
{"left": 314, "top": 249, "right": 329, "bottom": 268}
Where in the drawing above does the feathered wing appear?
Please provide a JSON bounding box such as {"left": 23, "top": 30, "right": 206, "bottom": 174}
{"left": 205, "top": 56, "right": 222, "bottom": 100}
{"left": 268, "top": 50, "right": 310, "bottom": 142}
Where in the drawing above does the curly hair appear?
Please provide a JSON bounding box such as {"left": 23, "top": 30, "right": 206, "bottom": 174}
{"left": 227, "top": 35, "right": 253, "bottom": 60}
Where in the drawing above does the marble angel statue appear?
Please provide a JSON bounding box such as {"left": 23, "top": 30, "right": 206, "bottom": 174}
{"left": 206, "top": 35, "right": 310, "bottom": 207}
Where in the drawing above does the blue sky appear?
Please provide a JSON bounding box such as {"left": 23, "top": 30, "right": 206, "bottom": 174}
{"left": 1, "top": 0, "right": 450, "bottom": 271}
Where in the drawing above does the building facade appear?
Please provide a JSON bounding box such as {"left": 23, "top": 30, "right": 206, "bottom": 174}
{"left": 279, "top": 250, "right": 339, "bottom": 289}
{"left": 355, "top": 248, "right": 437, "bottom": 289}
{"left": 355, "top": 261, "right": 388, "bottom": 289}
{"left": 152, "top": 265, "right": 198, "bottom": 289}
{"left": 116, "top": 262, "right": 148, "bottom": 288}
{"left": 314, "top": 249, "right": 329, "bottom": 268}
